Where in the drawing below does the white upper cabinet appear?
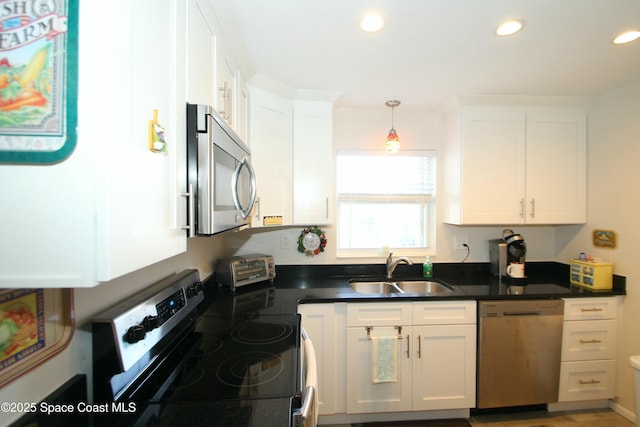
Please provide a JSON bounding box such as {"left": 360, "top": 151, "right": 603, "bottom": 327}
{"left": 0, "top": 0, "right": 188, "bottom": 287}
{"left": 248, "top": 88, "right": 334, "bottom": 228}
{"left": 525, "top": 111, "right": 587, "bottom": 224}
{"left": 186, "top": 0, "right": 216, "bottom": 106}
{"left": 215, "top": 43, "right": 237, "bottom": 129}
{"left": 293, "top": 100, "right": 333, "bottom": 225}
{"left": 248, "top": 86, "right": 294, "bottom": 227}
{"left": 443, "top": 106, "right": 586, "bottom": 225}
{"left": 186, "top": 0, "right": 247, "bottom": 138}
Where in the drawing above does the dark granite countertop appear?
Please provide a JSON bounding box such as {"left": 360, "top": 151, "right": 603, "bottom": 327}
{"left": 205, "top": 262, "right": 626, "bottom": 315}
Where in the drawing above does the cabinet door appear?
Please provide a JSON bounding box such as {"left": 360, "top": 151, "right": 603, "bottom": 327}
{"left": 526, "top": 111, "right": 586, "bottom": 224}
{"left": 298, "top": 303, "right": 347, "bottom": 416}
{"left": 97, "top": 0, "right": 187, "bottom": 281}
{"left": 186, "top": 0, "right": 215, "bottom": 106}
{"left": 216, "top": 43, "right": 236, "bottom": 127}
{"left": 459, "top": 110, "right": 526, "bottom": 224}
{"left": 235, "top": 75, "right": 248, "bottom": 142}
{"left": 293, "top": 100, "right": 333, "bottom": 225}
{"left": 346, "top": 326, "right": 412, "bottom": 414}
{"left": 248, "top": 87, "right": 293, "bottom": 226}
{"left": 413, "top": 324, "right": 476, "bottom": 410}
{"left": 0, "top": 0, "right": 187, "bottom": 287}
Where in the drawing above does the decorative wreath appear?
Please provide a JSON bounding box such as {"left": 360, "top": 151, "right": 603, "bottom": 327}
{"left": 297, "top": 226, "right": 327, "bottom": 257}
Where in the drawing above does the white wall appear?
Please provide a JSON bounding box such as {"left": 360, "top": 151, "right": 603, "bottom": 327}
{"left": 556, "top": 77, "right": 640, "bottom": 419}
{"left": 233, "top": 105, "right": 559, "bottom": 265}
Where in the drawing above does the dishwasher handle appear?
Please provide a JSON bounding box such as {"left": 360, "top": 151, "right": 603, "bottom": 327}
{"left": 503, "top": 311, "right": 547, "bottom": 316}
{"left": 479, "top": 300, "right": 565, "bottom": 318}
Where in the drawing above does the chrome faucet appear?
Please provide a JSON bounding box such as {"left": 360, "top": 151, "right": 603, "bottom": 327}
{"left": 386, "top": 252, "right": 413, "bottom": 279}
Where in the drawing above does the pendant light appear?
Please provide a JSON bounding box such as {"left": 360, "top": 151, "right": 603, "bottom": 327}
{"left": 385, "top": 100, "right": 401, "bottom": 153}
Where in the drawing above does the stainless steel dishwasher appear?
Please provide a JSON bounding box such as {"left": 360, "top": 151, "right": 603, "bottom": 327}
{"left": 477, "top": 299, "right": 564, "bottom": 409}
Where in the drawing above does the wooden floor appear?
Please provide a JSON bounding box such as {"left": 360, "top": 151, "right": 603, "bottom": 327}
{"left": 470, "top": 409, "right": 635, "bottom": 427}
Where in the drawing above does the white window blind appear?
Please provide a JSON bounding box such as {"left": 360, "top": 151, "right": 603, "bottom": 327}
{"left": 336, "top": 150, "right": 437, "bottom": 255}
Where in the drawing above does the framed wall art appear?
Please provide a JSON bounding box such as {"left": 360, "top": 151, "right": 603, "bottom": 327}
{"left": 0, "top": 0, "right": 79, "bottom": 164}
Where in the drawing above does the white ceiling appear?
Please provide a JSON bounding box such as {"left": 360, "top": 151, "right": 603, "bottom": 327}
{"left": 212, "top": 0, "right": 640, "bottom": 109}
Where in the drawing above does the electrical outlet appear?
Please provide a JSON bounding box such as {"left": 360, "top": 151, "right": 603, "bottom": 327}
{"left": 454, "top": 236, "right": 469, "bottom": 250}
{"left": 281, "top": 233, "right": 295, "bottom": 249}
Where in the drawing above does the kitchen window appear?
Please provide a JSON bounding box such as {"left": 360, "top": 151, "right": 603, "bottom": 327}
{"left": 336, "top": 149, "right": 437, "bottom": 257}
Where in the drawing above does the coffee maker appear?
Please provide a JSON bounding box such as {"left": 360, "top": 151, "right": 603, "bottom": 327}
{"left": 489, "top": 229, "right": 527, "bottom": 277}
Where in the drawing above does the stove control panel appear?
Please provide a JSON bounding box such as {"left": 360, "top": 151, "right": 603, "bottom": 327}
{"left": 156, "top": 288, "right": 186, "bottom": 321}
{"left": 93, "top": 269, "right": 205, "bottom": 372}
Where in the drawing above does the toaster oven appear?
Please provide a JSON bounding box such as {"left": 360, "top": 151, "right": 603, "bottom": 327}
{"left": 216, "top": 254, "right": 275, "bottom": 290}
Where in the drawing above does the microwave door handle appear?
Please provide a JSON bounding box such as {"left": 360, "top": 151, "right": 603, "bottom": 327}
{"left": 232, "top": 157, "right": 257, "bottom": 219}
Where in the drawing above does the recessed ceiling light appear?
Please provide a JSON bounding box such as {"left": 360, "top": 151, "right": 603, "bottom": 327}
{"left": 360, "top": 13, "right": 384, "bottom": 33}
{"left": 496, "top": 20, "right": 524, "bottom": 36}
{"left": 613, "top": 30, "right": 640, "bottom": 44}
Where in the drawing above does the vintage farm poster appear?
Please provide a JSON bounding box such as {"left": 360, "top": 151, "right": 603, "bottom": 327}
{"left": 0, "top": 289, "right": 45, "bottom": 371}
{"left": 0, "top": 0, "right": 78, "bottom": 164}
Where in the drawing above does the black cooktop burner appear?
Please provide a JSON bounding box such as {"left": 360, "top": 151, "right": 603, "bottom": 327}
{"left": 232, "top": 320, "right": 294, "bottom": 345}
{"left": 140, "top": 313, "right": 301, "bottom": 404}
{"left": 216, "top": 351, "right": 285, "bottom": 387}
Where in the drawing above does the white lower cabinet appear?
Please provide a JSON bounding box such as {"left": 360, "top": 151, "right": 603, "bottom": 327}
{"left": 298, "top": 303, "right": 347, "bottom": 416}
{"left": 413, "top": 324, "right": 477, "bottom": 410}
{"left": 345, "top": 301, "right": 476, "bottom": 414}
{"left": 558, "top": 297, "right": 618, "bottom": 402}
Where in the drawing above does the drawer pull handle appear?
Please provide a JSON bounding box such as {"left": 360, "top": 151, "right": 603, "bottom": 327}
{"left": 406, "top": 335, "right": 410, "bottom": 359}
{"left": 580, "top": 308, "right": 603, "bottom": 312}
{"left": 417, "top": 335, "right": 422, "bottom": 359}
{"left": 579, "top": 339, "right": 602, "bottom": 344}
{"left": 579, "top": 379, "right": 601, "bottom": 385}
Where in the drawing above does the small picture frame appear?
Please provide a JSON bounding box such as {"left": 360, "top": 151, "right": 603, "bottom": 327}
{"left": 593, "top": 229, "right": 617, "bottom": 249}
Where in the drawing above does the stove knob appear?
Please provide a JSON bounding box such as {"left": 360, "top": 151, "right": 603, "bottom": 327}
{"left": 125, "top": 325, "right": 145, "bottom": 344}
{"left": 142, "top": 315, "right": 160, "bottom": 332}
{"left": 186, "top": 281, "right": 203, "bottom": 298}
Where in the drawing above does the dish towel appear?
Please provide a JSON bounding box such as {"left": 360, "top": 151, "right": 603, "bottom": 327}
{"left": 371, "top": 336, "right": 397, "bottom": 383}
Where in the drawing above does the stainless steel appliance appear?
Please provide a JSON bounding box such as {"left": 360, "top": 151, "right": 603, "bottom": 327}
{"left": 92, "top": 270, "right": 312, "bottom": 426}
{"left": 216, "top": 253, "right": 276, "bottom": 290}
{"left": 477, "top": 299, "right": 564, "bottom": 409}
{"left": 489, "top": 229, "right": 527, "bottom": 277}
{"left": 185, "top": 104, "right": 256, "bottom": 236}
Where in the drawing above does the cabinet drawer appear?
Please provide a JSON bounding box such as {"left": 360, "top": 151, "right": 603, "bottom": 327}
{"left": 558, "top": 360, "right": 616, "bottom": 402}
{"left": 347, "top": 303, "right": 412, "bottom": 326}
{"left": 561, "top": 319, "right": 617, "bottom": 361}
{"left": 412, "top": 301, "right": 476, "bottom": 325}
{"left": 563, "top": 297, "right": 617, "bottom": 320}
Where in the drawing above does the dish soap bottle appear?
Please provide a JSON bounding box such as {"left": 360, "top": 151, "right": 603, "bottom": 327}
{"left": 423, "top": 256, "right": 433, "bottom": 278}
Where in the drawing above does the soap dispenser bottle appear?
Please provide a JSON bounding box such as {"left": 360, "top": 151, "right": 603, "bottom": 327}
{"left": 423, "top": 256, "right": 433, "bottom": 278}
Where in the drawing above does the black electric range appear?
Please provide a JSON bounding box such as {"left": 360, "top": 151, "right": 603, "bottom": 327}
{"left": 92, "top": 270, "right": 302, "bottom": 427}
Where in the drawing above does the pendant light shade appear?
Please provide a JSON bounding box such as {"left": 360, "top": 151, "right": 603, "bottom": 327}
{"left": 385, "top": 100, "right": 401, "bottom": 153}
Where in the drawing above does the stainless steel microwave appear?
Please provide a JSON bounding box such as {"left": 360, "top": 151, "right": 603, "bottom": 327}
{"left": 186, "top": 104, "right": 256, "bottom": 236}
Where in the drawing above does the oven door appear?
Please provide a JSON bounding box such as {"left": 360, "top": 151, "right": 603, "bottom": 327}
{"left": 293, "top": 328, "right": 318, "bottom": 427}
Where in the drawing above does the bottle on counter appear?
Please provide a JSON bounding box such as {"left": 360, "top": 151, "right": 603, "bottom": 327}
{"left": 423, "top": 256, "right": 433, "bottom": 278}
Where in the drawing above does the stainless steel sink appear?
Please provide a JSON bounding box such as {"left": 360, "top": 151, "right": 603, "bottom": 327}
{"left": 349, "top": 279, "right": 455, "bottom": 295}
{"left": 395, "top": 281, "right": 454, "bottom": 294}
{"left": 349, "top": 281, "right": 402, "bottom": 294}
